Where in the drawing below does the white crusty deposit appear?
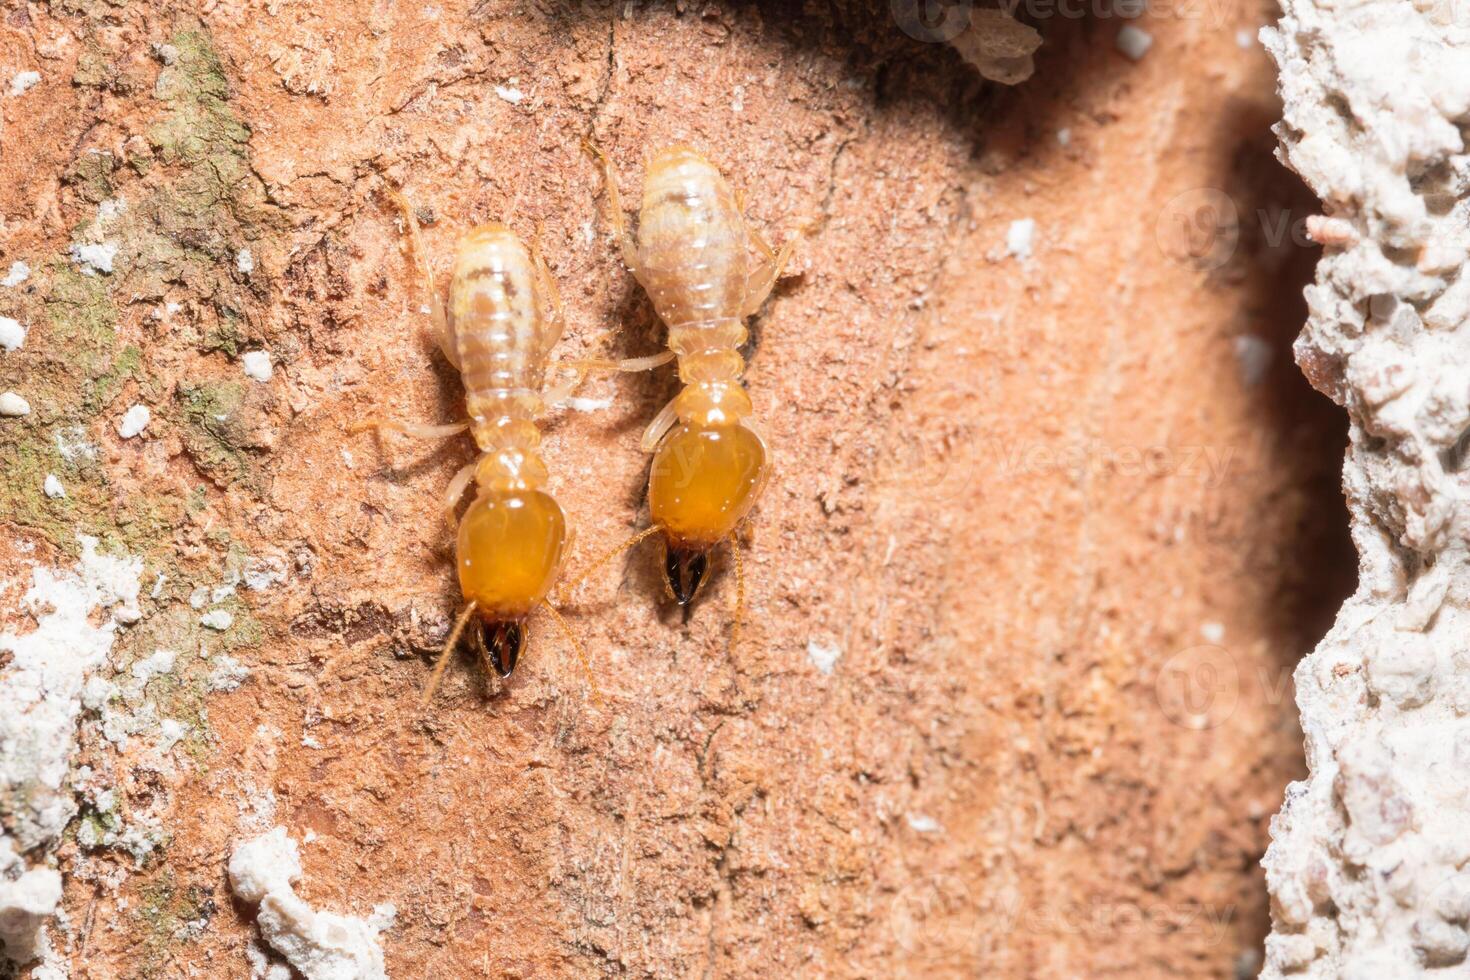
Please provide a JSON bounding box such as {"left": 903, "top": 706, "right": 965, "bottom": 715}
{"left": 229, "top": 827, "right": 391, "bottom": 980}
{"left": 0, "top": 537, "right": 143, "bottom": 964}
{"left": 1262, "top": 2, "right": 1470, "bottom": 977}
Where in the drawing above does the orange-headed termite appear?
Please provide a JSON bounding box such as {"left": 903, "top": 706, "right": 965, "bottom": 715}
{"left": 351, "top": 191, "right": 669, "bottom": 703}
{"left": 574, "top": 142, "right": 801, "bottom": 629}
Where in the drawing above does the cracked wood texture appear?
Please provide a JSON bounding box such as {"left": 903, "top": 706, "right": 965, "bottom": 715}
{"left": 1, "top": 0, "right": 1352, "bottom": 976}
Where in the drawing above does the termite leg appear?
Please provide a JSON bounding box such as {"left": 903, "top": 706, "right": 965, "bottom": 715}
{"left": 542, "top": 352, "right": 675, "bottom": 408}
{"left": 541, "top": 368, "right": 588, "bottom": 410}
{"left": 442, "top": 457, "right": 478, "bottom": 530}
{"left": 640, "top": 397, "right": 681, "bottom": 454}
{"left": 386, "top": 188, "right": 459, "bottom": 369}
{"left": 554, "top": 524, "right": 665, "bottom": 605}
{"left": 422, "top": 600, "right": 478, "bottom": 705}
{"left": 540, "top": 599, "right": 603, "bottom": 706}
{"left": 565, "top": 352, "right": 675, "bottom": 373}
{"left": 581, "top": 139, "right": 642, "bottom": 276}
{"left": 741, "top": 229, "right": 801, "bottom": 317}
{"left": 748, "top": 222, "right": 776, "bottom": 261}
{"left": 531, "top": 221, "right": 566, "bottom": 348}
{"left": 348, "top": 419, "right": 470, "bottom": 441}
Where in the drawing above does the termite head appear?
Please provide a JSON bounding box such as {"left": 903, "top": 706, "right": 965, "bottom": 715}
{"left": 474, "top": 620, "right": 526, "bottom": 677}
{"left": 456, "top": 489, "right": 566, "bottom": 674}
{"left": 648, "top": 399, "right": 767, "bottom": 606}
{"left": 663, "top": 545, "right": 711, "bottom": 607}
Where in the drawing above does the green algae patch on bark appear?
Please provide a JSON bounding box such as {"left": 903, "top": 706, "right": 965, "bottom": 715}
{"left": 175, "top": 381, "right": 273, "bottom": 490}
{"left": 131, "top": 24, "right": 286, "bottom": 352}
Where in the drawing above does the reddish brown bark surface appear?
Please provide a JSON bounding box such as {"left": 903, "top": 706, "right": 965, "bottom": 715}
{"left": 0, "top": 1, "right": 1349, "bottom": 976}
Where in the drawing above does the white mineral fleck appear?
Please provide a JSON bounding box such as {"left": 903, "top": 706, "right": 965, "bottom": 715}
{"left": 494, "top": 83, "right": 524, "bottom": 104}
{"left": 0, "top": 392, "right": 30, "bottom": 416}
{"left": 208, "top": 655, "right": 250, "bottom": 692}
{"left": 157, "top": 719, "right": 188, "bottom": 752}
{"left": 118, "top": 404, "right": 150, "bottom": 438}
{"left": 69, "top": 242, "right": 118, "bottom": 275}
{"left": 1, "top": 262, "right": 29, "bottom": 287}
{"left": 242, "top": 350, "right": 273, "bottom": 382}
{"left": 236, "top": 248, "right": 255, "bottom": 275}
{"left": 130, "top": 649, "right": 177, "bottom": 683}
{"left": 201, "top": 609, "right": 234, "bottom": 632}
{"left": 369, "top": 904, "right": 397, "bottom": 931}
{"left": 0, "top": 538, "right": 141, "bottom": 959}
{"left": 81, "top": 676, "right": 116, "bottom": 711}
{"left": 0, "top": 860, "right": 62, "bottom": 962}
{"left": 54, "top": 427, "right": 97, "bottom": 462}
{"left": 806, "top": 639, "right": 841, "bottom": 675}
{"left": 0, "top": 317, "right": 25, "bottom": 351}
{"left": 1116, "top": 26, "right": 1154, "bottom": 61}
{"left": 905, "top": 813, "right": 943, "bottom": 834}
{"left": 566, "top": 395, "right": 613, "bottom": 412}
{"left": 1005, "top": 218, "right": 1036, "bottom": 260}
{"left": 244, "top": 556, "right": 288, "bottom": 591}
{"left": 8, "top": 71, "right": 39, "bottom": 96}
{"left": 1233, "top": 334, "right": 1273, "bottom": 387}
{"left": 41, "top": 475, "right": 64, "bottom": 499}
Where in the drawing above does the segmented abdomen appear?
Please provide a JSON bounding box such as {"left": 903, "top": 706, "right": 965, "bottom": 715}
{"left": 449, "top": 225, "right": 550, "bottom": 449}
{"left": 637, "top": 147, "right": 749, "bottom": 384}
{"left": 638, "top": 147, "right": 748, "bottom": 328}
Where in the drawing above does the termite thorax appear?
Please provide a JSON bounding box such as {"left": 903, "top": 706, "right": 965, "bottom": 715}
{"left": 677, "top": 348, "right": 745, "bottom": 385}
{"left": 673, "top": 382, "right": 753, "bottom": 426}
{"left": 472, "top": 418, "right": 548, "bottom": 491}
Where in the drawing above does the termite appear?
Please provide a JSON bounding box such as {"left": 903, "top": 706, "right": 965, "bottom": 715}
{"left": 351, "top": 191, "right": 668, "bottom": 703}
{"left": 575, "top": 142, "right": 800, "bottom": 618}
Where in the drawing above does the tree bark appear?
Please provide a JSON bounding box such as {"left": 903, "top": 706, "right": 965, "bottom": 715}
{"left": 0, "top": 2, "right": 1348, "bottom": 976}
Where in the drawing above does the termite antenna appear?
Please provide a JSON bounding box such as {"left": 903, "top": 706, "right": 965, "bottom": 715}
{"left": 469, "top": 622, "right": 496, "bottom": 688}
{"left": 540, "top": 600, "right": 603, "bottom": 706}
{"left": 555, "top": 524, "right": 665, "bottom": 605}
{"left": 423, "top": 601, "right": 478, "bottom": 706}
{"left": 383, "top": 187, "right": 430, "bottom": 272}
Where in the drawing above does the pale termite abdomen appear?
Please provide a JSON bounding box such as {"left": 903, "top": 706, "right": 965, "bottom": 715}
{"left": 636, "top": 147, "right": 749, "bottom": 387}
{"left": 448, "top": 224, "right": 557, "bottom": 493}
